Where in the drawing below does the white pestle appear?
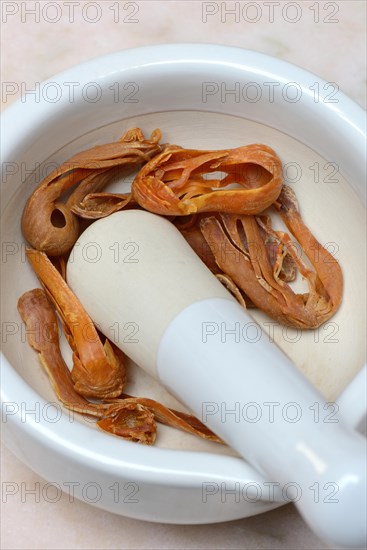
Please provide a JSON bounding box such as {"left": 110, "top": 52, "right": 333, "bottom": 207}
{"left": 67, "top": 210, "right": 366, "bottom": 548}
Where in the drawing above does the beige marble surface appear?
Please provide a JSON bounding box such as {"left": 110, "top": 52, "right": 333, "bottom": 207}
{"left": 1, "top": 1, "right": 366, "bottom": 549}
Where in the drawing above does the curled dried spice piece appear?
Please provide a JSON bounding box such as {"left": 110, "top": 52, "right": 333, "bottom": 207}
{"left": 18, "top": 288, "right": 220, "bottom": 445}
{"left": 199, "top": 185, "right": 343, "bottom": 329}
{"left": 17, "top": 288, "right": 157, "bottom": 444}
{"left": 274, "top": 185, "right": 343, "bottom": 319}
{"left": 26, "top": 248, "right": 125, "bottom": 398}
{"left": 22, "top": 128, "right": 162, "bottom": 256}
{"left": 18, "top": 288, "right": 96, "bottom": 413}
{"left": 132, "top": 144, "right": 283, "bottom": 216}
{"left": 109, "top": 395, "right": 222, "bottom": 443}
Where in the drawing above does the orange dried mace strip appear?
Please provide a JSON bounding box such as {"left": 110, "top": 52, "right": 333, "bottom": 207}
{"left": 17, "top": 289, "right": 222, "bottom": 444}
{"left": 21, "top": 128, "right": 162, "bottom": 256}
{"left": 132, "top": 143, "right": 283, "bottom": 216}
{"left": 185, "top": 186, "right": 343, "bottom": 329}
{"left": 26, "top": 248, "right": 125, "bottom": 399}
{"left": 17, "top": 289, "right": 155, "bottom": 444}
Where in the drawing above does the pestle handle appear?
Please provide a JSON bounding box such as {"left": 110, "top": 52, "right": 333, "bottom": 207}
{"left": 67, "top": 210, "right": 366, "bottom": 548}
{"left": 157, "top": 298, "right": 366, "bottom": 548}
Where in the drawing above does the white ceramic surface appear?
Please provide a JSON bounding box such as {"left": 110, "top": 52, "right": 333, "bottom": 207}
{"left": 1, "top": 45, "right": 366, "bottom": 532}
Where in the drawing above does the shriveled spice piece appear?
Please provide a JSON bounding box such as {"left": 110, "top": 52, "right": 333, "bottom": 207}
{"left": 22, "top": 128, "right": 162, "bottom": 256}
{"left": 18, "top": 288, "right": 157, "bottom": 444}
{"left": 18, "top": 288, "right": 220, "bottom": 445}
{"left": 132, "top": 144, "right": 283, "bottom": 216}
{"left": 18, "top": 288, "right": 97, "bottom": 413}
{"left": 109, "top": 395, "right": 222, "bottom": 443}
{"left": 26, "top": 248, "right": 126, "bottom": 399}
{"left": 198, "top": 185, "right": 343, "bottom": 328}
{"left": 176, "top": 212, "right": 293, "bottom": 308}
